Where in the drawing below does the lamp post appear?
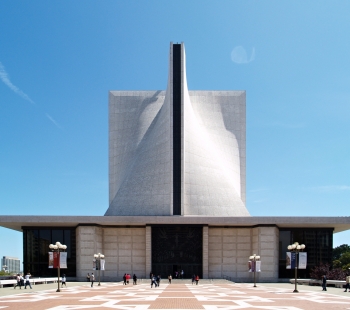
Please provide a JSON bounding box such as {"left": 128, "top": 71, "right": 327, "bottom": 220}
{"left": 287, "top": 242, "right": 305, "bottom": 293}
{"left": 249, "top": 254, "right": 260, "bottom": 287}
{"left": 94, "top": 253, "right": 104, "bottom": 286}
{"left": 49, "top": 241, "right": 67, "bottom": 292}
{"left": 2, "top": 265, "right": 7, "bottom": 273}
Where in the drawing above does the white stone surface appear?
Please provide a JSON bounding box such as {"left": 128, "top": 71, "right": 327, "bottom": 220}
{"left": 105, "top": 42, "right": 249, "bottom": 216}
{"left": 207, "top": 227, "right": 278, "bottom": 281}
{"left": 75, "top": 226, "right": 146, "bottom": 281}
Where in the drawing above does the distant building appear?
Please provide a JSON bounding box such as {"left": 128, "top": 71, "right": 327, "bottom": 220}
{"left": 1, "top": 256, "right": 20, "bottom": 273}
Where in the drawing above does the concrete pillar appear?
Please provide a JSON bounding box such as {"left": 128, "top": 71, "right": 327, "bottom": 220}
{"left": 203, "top": 226, "right": 209, "bottom": 278}
{"left": 252, "top": 226, "right": 279, "bottom": 282}
{"left": 146, "top": 226, "right": 152, "bottom": 276}
{"left": 76, "top": 226, "right": 102, "bottom": 281}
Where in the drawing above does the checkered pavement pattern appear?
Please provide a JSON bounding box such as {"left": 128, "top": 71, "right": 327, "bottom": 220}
{"left": 1, "top": 282, "right": 350, "bottom": 309}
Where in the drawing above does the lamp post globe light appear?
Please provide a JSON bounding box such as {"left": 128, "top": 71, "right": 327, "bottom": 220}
{"left": 94, "top": 253, "right": 105, "bottom": 286}
{"left": 249, "top": 254, "right": 260, "bottom": 287}
{"left": 49, "top": 241, "right": 67, "bottom": 292}
{"left": 287, "top": 242, "right": 305, "bottom": 293}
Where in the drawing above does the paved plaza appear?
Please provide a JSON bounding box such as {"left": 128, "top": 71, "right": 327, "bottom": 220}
{"left": 0, "top": 280, "right": 350, "bottom": 310}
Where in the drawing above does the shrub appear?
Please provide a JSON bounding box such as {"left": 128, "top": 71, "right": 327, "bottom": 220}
{"left": 310, "top": 263, "right": 347, "bottom": 280}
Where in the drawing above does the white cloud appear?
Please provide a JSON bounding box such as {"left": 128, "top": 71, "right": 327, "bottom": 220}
{"left": 0, "top": 61, "right": 35, "bottom": 104}
{"left": 45, "top": 113, "right": 61, "bottom": 129}
{"left": 231, "top": 46, "right": 255, "bottom": 64}
{"left": 0, "top": 61, "right": 61, "bottom": 129}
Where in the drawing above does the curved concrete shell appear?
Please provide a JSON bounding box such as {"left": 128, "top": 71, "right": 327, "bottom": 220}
{"left": 105, "top": 42, "right": 249, "bottom": 216}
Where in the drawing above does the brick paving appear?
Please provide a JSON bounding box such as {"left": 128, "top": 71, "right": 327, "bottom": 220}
{"left": 0, "top": 280, "right": 350, "bottom": 309}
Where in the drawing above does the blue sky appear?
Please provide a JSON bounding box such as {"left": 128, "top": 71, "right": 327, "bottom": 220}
{"left": 1, "top": 1, "right": 350, "bottom": 267}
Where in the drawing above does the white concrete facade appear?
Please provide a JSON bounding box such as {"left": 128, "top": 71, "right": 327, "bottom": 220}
{"left": 76, "top": 226, "right": 147, "bottom": 281}
{"left": 106, "top": 42, "right": 249, "bottom": 216}
{"left": 74, "top": 225, "right": 278, "bottom": 282}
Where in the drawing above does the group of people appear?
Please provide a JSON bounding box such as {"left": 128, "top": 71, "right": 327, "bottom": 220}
{"left": 14, "top": 273, "right": 31, "bottom": 289}
{"left": 14, "top": 272, "right": 66, "bottom": 289}
{"left": 173, "top": 270, "right": 185, "bottom": 279}
{"left": 150, "top": 274, "right": 161, "bottom": 287}
{"left": 191, "top": 274, "right": 200, "bottom": 285}
{"left": 87, "top": 273, "right": 138, "bottom": 287}
{"left": 152, "top": 271, "right": 200, "bottom": 286}
{"left": 123, "top": 273, "right": 138, "bottom": 285}
{"left": 321, "top": 274, "right": 350, "bottom": 293}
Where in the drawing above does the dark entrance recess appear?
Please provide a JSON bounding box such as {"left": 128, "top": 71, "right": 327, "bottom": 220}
{"left": 151, "top": 225, "right": 203, "bottom": 279}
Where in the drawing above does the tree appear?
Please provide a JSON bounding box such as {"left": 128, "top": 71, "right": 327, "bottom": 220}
{"left": 333, "top": 244, "right": 350, "bottom": 270}
{"left": 333, "top": 244, "right": 350, "bottom": 260}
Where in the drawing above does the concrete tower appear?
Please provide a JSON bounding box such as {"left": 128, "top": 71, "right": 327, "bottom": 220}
{"left": 105, "top": 42, "right": 249, "bottom": 216}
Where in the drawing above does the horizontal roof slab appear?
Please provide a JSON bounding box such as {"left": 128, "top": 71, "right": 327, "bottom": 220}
{"left": 1, "top": 215, "right": 350, "bottom": 234}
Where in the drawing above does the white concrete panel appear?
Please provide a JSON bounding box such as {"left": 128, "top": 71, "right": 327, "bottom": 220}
{"left": 106, "top": 43, "right": 249, "bottom": 217}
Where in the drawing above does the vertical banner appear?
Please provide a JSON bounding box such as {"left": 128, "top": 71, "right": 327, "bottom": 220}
{"left": 252, "top": 261, "right": 256, "bottom": 272}
{"left": 53, "top": 252, "right": 59, "bottom": 268}
{"left": 93, "top": 260, "right": 97, "bottom": 270}
{"left": 248, "top": 261, "right": 252, "bottom": 272}
{"left": 291, "top": 252, "right": 296, "bottom": 269}
{"left": 48, "top": 252, "right": 54, "bottom": 268}
{"left": 60, "top": 252, "right": 67, "bottom": 269}
{"left": 256, "top": 260, "right": 261, "bottom": 272}
{"left": 286, "top": 252, "right": 292, "bottom": 269}
{"left": 298, "top": 252, "right": 307, "bottom": 269}
{"left": 100, "top": 259, "right": 105, "bottom": 271}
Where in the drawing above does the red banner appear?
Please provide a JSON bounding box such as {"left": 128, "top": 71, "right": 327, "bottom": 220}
{"left": 53, "top": 252, "right": 59, "bottom": 268}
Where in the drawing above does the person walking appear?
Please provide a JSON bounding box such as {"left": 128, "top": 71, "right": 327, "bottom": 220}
{"left": 14, "top": 274, "right": 21, "bottom": 289}
{"left": 20, "top": 274, "right": 24, "bottom": 288}
{"left": 91, "top": 273, "right": 95, "bottom": 287}
{"left": 133, "top": 274, "right": 137, "bottom": 285}
{"left": 151, "top": 275, "right": 157, "bottom": 288}
{"left": 61, "top": 274, "right": 67, "bottom": 287}
{"left": 123, "top": 274, "right": 127, "bottom": 285}
{"left": 195, "top": 275, "right": 199, "bottom": 285}
{"left": 168, "top": 274, "right": 172, "bottom": 284}
{"left": 24, "top": 273, "right": 32, "bottom": 289}
{"left": 344, "top": 275, "right": 350, "bottom": 292}
{"left": 181, "top": 270, "right": 184, "bottom": 279}
{"left": 322, "top": 275, "right": 327, "bottom": 291}
{"left": 156, "top": 275, "right": 161, "bottom": 287}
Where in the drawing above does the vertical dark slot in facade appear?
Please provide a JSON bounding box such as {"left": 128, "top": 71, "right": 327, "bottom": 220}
{"left": 173, "top": 44, "right": 182, "bottom": 215}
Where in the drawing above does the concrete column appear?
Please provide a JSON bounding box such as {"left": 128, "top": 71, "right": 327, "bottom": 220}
{"left": 76, "top": 226, "right": 102, "bottom": 281}
{"left": 252, "top": 226, "right": 279, "bottom": 282}
{"left": 146, "top": 226, "right": 152, "bottom": 276}
{"left": 202, "top": 226, "right": 209, "bottom": 278}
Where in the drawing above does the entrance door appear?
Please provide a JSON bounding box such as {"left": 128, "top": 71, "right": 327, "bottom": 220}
{"left": 152, "top": 225, "right": 203, "bottom": 279}
{"left": 151, "top": 226, "right": 203, "bottom": 279}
